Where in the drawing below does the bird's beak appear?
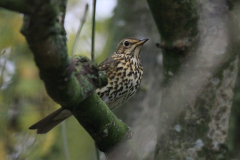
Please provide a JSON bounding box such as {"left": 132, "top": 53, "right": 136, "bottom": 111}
{"left": 136, "top": 38, "right": 149, "bottom": 45}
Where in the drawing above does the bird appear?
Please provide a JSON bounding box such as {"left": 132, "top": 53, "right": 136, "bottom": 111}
{"left": 29, "top": 37, "right": 148, "bottom": 134}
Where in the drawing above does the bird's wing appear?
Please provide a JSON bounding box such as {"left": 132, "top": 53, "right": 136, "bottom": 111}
{"left": 98, "top": 55, "right": 122, "bottom": 71}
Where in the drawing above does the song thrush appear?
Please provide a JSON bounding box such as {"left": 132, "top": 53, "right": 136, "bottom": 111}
{"left": 29, "top": 38, "right": 148, "bottom": 134}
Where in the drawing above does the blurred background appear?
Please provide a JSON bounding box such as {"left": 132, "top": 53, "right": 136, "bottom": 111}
{"left": 2, "top": 0, "right": 240, "bottom": 160}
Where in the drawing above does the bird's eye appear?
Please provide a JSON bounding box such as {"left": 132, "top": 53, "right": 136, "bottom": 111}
{"left": 124, "top": 41, "right": 130, "bottom": 46}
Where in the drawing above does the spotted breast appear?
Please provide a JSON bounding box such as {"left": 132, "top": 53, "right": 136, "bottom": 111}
{"left": 96, "top": 41, "right": 145, "bottom": 110}
{"left": 29, "top": 37, "right": 148, "bottom": 134}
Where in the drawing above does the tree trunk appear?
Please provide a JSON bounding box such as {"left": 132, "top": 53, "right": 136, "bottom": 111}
{"left": 227, "top": 2, "right": 240, "bottom": 159}
{"left": 146, "top": 0, "right": 240, "bottom": 159}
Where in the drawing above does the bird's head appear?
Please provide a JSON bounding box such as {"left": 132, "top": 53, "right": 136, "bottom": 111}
{"left": 115, "top": 38, "right": 148, "bottom": 58}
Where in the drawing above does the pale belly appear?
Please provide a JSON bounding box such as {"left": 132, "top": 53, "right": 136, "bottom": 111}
{"left": 96, "top": 57, "right": 143, "bottom": 110}
{"left": 96, "top": 72, "right": 141, "bottom": 110}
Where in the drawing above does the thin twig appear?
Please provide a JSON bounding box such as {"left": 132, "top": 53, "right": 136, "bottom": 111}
{"left": 71, "top": 4, "right": 89, "bottom": 57}
{"left": 0, "top": 50, "right": 7, "bottom": 89}
{"left": 91, "top": 1, "right": 99, "bottom": 159}
{"left": 91, "top": 0, "right": 97, "bottom": 61}
{"left": 61, "top": 121, "right": 70, "bottom": 160}
{"left": 62, "top": 4, "right": 89, "bottom": 160}
{"left": 61, "top": 4, "right": 89, "bottom": 160}
{"left": 0, "top": 50, "right": 6, "bottom": 56}
{"left": 0, "top": 57, "right": 7, "bottom": 89}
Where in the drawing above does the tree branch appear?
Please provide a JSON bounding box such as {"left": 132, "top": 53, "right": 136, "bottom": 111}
{"left": 0, "top": 0, "right": 139, "bottom": 159}
{"left": 0, "top": 0, "right": 34, "bottom": 14}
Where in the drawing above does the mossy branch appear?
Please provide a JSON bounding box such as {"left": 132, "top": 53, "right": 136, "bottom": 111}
{"left": 0, "top": 0, "right": 33, "bottom": 14}
{"left": 0, "top": 0, "right": 139, "bottom": 159}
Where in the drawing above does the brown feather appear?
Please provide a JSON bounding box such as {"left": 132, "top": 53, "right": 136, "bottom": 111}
{"left": 29, "top": 108, "right": 72, "bottom": 134}
{"left": 29, "top": 38, "right": 148, "bottom": 134}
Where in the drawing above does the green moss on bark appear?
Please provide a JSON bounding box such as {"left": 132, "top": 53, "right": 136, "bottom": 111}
{"left": 0, "top": 0, "right": 138, "bottom": 158}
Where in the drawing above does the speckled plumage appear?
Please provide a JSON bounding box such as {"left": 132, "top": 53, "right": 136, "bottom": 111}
{"left": 29, "top": 38, "right": 148, "bottom": 134}
{"left": 96, "top": 38, "right": 147, "bottom": 109}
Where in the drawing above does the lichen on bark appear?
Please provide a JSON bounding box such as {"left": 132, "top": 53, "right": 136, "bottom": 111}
{"left": 147, "top": 0, "right": 240, "bottom": 159}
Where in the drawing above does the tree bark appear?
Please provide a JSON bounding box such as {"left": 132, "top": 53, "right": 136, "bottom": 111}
{"left": 226, "top": 2, "right": 240, "bottom": 159}
{"left": 0, "top": 1, "right": 139, "bottom": 159}
{"left": 147, "top": 0, "right": 240, "bottom": 159}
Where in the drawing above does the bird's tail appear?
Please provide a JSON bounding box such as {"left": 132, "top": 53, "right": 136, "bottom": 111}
{"left": 29, "top": 108, "right": 72, "bottom": 134}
